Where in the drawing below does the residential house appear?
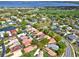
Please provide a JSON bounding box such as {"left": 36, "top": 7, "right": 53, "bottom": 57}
{"left": 6, "top": 31, "right": 12, "bottom": 37}
{"left": 8, "top": 38, "right": 20, "bottom": 48}
{"left": 7, "top": 37, "right": 21, "bottom": 53}
{"left": 67, "top": 34, "right": 78, "bottom": 40}
{"left": 27, "top": 27, "right": 39, "bottom": 35}
{"left": 35, "top": 32, "right": 45, "bottom": 40}
{"left": 0, "top": 31, "right": 5, "bottom": 38}
{"left": 24, "top": 45, "right": 37, "bottom": 53}
{"left": 45, "top": 47, "right": 57, "bottom": 57}
{"left": 17, "top": 33, "right": 26, "bottom": 38}
{"left": 47, "top": 43, "right": 59, "bottom": 51}
{"left": 11, "top": 49, "right": 22, "bottom": 57}
{"left": 20, "top": 35, "right": 28, "bottom": 40}
{"left": 10, "top": 45, "right": 21, "bottom": 52}
{"left": 22, "top": 38, "right": 32, "bottom": 47}
{"left": 67, "top": 34, "right": 78, "bottom": 43}
{"left": 74, "top": 25, "right": 79, "bottom": 29}
{"left": 48, "top": 38, "right": 56, "bottom": 44}
{"left": 44, "top": 35, "right": 56, "bottom": 44}
{"left": 10, "top": 30, "right": 17, "bottom": 35}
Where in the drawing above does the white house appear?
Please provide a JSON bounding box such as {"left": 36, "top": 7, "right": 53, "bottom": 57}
{"left": 0, "top": 31, "right": 5, "bottom": 38}
{"left": 11, "top": 49, "right": 22, "bottom": 57}
{"left": 17, "top": 33, "right": 26, "bottom": 38}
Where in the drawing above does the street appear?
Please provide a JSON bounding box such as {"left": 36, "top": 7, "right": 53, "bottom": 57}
{"left": 63, "top": 39, "right": 75, "bottom": 57}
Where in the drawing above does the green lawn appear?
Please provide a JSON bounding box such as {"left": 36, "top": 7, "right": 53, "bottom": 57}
{"left": 43, "top": 51, "right": 49, "bottom": 57}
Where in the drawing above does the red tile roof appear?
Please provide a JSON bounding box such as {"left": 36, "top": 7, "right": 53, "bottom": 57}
{"left": 11, "top": 45, "right": 21, "bottom": 52}
{"left": 48, "top": 38, "right": 56, "bottom": 44}
{"left": 22, "top": 39, "right": 32, "bottom": 46}
{"left": 24, "top": 45, "right": 37, "bottom": 53}
{"left": 45, "top": 47, "right": 57, "bottom": 57}
{"left": 10, "top": 30, "right": 17, "bottom": 35}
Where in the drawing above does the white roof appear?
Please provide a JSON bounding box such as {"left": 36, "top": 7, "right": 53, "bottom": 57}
{"left": 0, "top": 33, "right": 4, "bottom": 38}
{"left": 17, "top": 19, "right": 22, "bottom": 22}
{"left": 11, "top": 49, "right": 22, "bottom": 57}
{"left": 42, "top": 17, "right": 46, "bottom": 20}
{"left": 47, "top": 44, "right": 59, "bottom": 51}
{"left": 17, "top": 33, "right": 26, "bottom": 37}
{"left": 8, "top": 39, "right": 19, "bottom": 46}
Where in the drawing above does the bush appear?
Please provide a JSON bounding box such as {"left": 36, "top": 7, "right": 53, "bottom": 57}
{"left": 56, "top": 41, "right": 66, "bottom": 55}
{"left": 6, "top": 48, "right": 11, "bottom": 53}
{"left": 0, "top": 40, "right": 3, "bottom": 45}
{"left": 54, "top": 35, "right": 63, "bottom": 42}
{"left": 21, "top": 20, "right": 27, "bottom": 30}
{"left": 4, "top": 33, "right": 8, "bottom": 37}
{"left": 57, "top": 41, "right": 66, "bottom": 49}
{"left": 31, "top": 38, "right": 49, "bottom": 49}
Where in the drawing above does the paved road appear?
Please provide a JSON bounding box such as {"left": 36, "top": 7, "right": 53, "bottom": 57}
{"left": 65, "top": 45, "right": 72, "bottom": 57}
{"left": 1, "top": 39, "right": 6, "bottom": 57}
{"left": 63, "top": 39, "right": 75, "bottom": 57}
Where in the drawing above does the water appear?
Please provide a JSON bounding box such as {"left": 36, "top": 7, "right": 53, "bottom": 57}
{"left": 0, "top": 1, "right": 79, "bottom": 7}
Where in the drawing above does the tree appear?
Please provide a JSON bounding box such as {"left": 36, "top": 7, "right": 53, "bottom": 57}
{"left": 0, "top": 22, "right": 1, "bottom": 25}
{"left": 6, "top": 48, "right": 11, "bottom": 53}
{"left": 54, "top": 35, "right": 63, "bottom": 42}
{"left": 31, "top": 39, "right": 38, "bottom": 45}
{"left": 33, "top": 23, "right": 39, "bottom": 29}
{"left": 48, "top": 31, "right": 56, "bottom": 37}
{"left": 21, "top": 20, "right": 27, "bottom": 30}
{"left": 43, "top": 29, "right": 49, "bottom": 34}
{"left": 57, "top": 41, "right": 66, "bottom": 49}
{"left": 17, "top": 29, "right": 22, "bottom": 34}
{"left": 40, "top": 38, "right": 49, "bottom": 45}
{"left": 4, "top": 33, "right": 8, "bottom": 37}
{"left": 31, "top": 38, "right": 49, "bottom": 49}
{"left": 38, "top": 38, "right": 49, "bottom": 49}
{"left": 57, "top": 41, "right": 66, "bottom": 55}
{"left": 0, "top": 40, "right": 3, "bottom": 45}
